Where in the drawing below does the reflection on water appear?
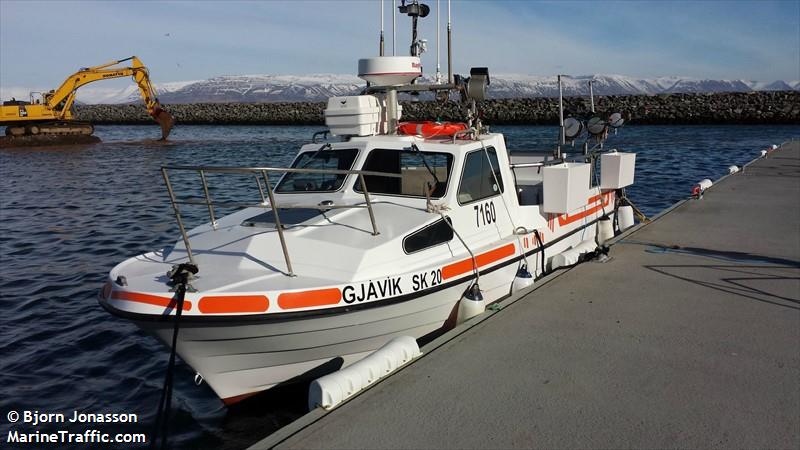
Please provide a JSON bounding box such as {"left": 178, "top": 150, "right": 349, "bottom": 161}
{"left": 1, "top": 124, "right": 797, "bottom": 448}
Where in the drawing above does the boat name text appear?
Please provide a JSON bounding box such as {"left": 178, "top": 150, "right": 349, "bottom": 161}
{"left": 342, "top": 277, "right": 403, "bottom": 303}
{"left": 412, "top": 269, "right": 443, "bottom": 291}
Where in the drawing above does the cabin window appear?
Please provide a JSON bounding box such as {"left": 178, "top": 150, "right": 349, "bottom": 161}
{"left": 354, "top": 149, "right": 453, "bottom": 198}
{"left": 403, "top": 218, "right": 453, "bottom": 254}
{"left": 457, "top": 147, "right": 504, "bottom": 204}
{"left": 275, "top": 148, "right": 358, "bottom": 193}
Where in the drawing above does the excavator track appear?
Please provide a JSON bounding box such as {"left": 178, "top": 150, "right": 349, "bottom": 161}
{"left": 4, "top": 121, "right": 94, "bottom": 137}
{"left": 1, "top": 121, "right": 100, "bottom": 148}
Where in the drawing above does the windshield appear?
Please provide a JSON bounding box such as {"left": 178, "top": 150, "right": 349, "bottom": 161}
{"left": 275, "top": 148, "right": 358, "bottom": 193}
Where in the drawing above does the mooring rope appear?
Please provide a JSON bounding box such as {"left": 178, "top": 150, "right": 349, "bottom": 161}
{"left": 150, "top": 263, "right": 197, "bottom": 450}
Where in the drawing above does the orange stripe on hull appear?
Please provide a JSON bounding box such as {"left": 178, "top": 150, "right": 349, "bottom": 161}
{"left": 442, "top": 243, "right": 516, "bottom": 280}
{"left": 278, "top": 288, "right": 342, "bottom": 310}
{"left": 198, "top": 295, "right": 269, "bottom": 314}
{"left": 557, "top": 193, "right": 612, "bottom": 227}
{"left": 588, "top": 193, "right": 604, "bottom": 203}
{"left": 111, "top": 291, "right": 192, "bottom": 311}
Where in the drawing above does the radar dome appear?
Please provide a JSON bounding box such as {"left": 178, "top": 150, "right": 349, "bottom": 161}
{"left": 358, "top": 57, "right": 422, "bottom": 86}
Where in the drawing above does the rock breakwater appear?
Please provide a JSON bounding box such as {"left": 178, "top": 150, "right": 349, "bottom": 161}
{"left": 76, "top": 91, "right": 799, "bottom": 125}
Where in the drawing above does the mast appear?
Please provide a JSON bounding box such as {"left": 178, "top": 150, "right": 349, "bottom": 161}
{"left": 589, "top": 80, "right": 595, "bottom": 113}
{"left": 447, "top": 0, "right": 452, "bottom": 83}
{"left": 392, "top": 0, "right": 397, "bottom": 55}
{"left": 410, "top": 4, "right": 419, "bottom": 56}
{"left": 380, "top": 0, "right": 385, "bottom": 56}
{"left": 436, "top": 0, "right": 442, "bottom": 83}
{"left": 558, "top": 74, "right": 565, "bottom": 157}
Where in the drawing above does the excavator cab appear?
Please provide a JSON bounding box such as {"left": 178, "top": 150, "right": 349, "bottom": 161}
{"left": 28, "top": 92, "right": 44, "bottom": 105}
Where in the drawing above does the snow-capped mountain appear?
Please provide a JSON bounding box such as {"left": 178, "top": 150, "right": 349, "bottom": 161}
{"left": 2, "top": 74, "right": 797, "bottom": 104}
{"left": 0, "top": 80, "right": 197, "bottom": 106}
{"left": 158, "top": 74, "right": 363, "bottom": 103}
{"left": 745, "top": 80, "right": 796, "bottom": 91}
{"left": 479, "top": 75, "right": 756, "bottom": 97}
{"left": 74, "top": 80, "right": 201, "bottom": 104}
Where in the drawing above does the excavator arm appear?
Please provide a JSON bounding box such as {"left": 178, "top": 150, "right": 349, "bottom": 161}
{"left": 44, "top": 56, "right": 174, "bottom": 139}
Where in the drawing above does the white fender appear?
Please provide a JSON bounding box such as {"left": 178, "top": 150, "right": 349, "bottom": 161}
{"left": 511, "top": 266, "right": 534, "bottom": 293}
{"left": 308, "top": 336, "right": 421, "bottom": 410}
{"left": 597, "top": 217, "right": 614, "bottom": 244}
{"left": 618, "top": 205, "right": 635, "bottom": 231}
{"left": 457, "top": 297, "right": 486, "bottom": 324}
{"left": 308, "top": 377, "right": 343, "bottom": 410}
{"left": 551, "top": 239, "right": 597, "bottom": 269}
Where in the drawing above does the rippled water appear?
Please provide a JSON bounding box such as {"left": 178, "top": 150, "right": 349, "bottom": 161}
{"left": 1, "top": 124, "right": 797, "bottom": 448}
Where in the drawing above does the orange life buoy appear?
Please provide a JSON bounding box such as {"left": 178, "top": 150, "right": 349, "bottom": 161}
{"left": 397, "top": 121, "right": 468, "bottom": 138}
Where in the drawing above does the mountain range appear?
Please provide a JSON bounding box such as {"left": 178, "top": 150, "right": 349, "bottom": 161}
{"left": 2, "top": 74, "right": 798, "bottom": 104}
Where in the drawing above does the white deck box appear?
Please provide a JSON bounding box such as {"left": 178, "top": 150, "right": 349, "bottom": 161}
{"left": 600, "top": 151, "right": 636, "bottom": 190}
{"left": 325, "top": 95, "right": 381, "bottom": 136}
{"left": 542, "top": 162, "right": 591, "bottom": 214}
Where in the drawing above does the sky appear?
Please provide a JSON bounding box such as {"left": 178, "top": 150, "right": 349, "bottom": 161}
{"left": 1, "top": 0, "right": 799, "bottom": 91}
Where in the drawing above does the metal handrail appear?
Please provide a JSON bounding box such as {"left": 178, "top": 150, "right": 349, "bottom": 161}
{"left": 509, "top": 162, "right": 547, "bottom": 169}
{"left": 162, "top": 165, "right": 404, "bottom": 177}
{"left": 161, "top": 165, "right": 402, "bottom": 276}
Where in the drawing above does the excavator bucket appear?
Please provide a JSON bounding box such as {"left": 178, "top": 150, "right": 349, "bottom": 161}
{"left": 153, "top": 108, "right": 175, "bottom": 140}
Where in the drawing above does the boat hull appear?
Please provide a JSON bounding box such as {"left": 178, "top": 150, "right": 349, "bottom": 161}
{"left": 122, "top": 216, "right": 599, "bottom": 404}
{"left": 135, "top": 280, "right": 476, "bottom": 403}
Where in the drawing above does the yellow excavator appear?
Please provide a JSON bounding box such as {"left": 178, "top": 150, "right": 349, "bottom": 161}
{"left": 1, "top": 56, "right": 174, "bottom": 140}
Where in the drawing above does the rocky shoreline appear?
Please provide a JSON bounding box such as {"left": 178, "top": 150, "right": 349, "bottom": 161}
{"left": 75, "top": 91, "right": 799, "bottom": 126}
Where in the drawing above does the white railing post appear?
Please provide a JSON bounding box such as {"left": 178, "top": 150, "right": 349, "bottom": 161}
{"left": 161, "top": 168, "right": 196, "bottom": 266}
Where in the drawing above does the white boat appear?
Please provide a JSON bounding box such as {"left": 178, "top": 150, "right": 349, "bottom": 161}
{"left": 99, "top": 5, "right": 636, "bottom": 406}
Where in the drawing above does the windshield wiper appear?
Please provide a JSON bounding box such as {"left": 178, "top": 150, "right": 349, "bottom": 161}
{"left": 410, "top": 143, "right": 441, "bottom": 188}
{"left": 297, "top": 143, "right": 332, "bottom": 170}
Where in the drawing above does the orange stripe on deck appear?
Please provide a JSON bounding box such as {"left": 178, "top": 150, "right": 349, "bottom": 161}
{"left": 111, "top": 291, "right": 192, "bottom": 311}
{"left": 198, "top": 295, "right": 269, "bottom": 314}
{"left": 442, "top": 243, "right": 516, "bottom": 280}
{"left": 278, "top": 288, "right": 342, "bottom": 310}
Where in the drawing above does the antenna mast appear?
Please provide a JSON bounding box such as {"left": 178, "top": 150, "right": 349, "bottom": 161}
{"left": 558, "top": 74, "right": 565, "bottom": 158}
{"left": 447, "top": 0, "right": 452, "bottom": 83}
{"left": 436, "top": 0, "right": 442, "bottom": 84}
{"left": 380, "top": 0, "right": 385, "bottom": 56}
{"left": 392, "top": 0, "right": 397, "bottom": 55}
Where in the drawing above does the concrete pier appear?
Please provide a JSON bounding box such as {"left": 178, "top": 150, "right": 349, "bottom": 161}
{"left": 258, "top": 141, "right": 800, "bottom": 449}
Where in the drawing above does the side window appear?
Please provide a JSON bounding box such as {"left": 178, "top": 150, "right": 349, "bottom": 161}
{"left": 403, "top": 218, "right": 453, "bottom": 254}
{"left": 457, "top": 147, "right": 504, "bottom": 204}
